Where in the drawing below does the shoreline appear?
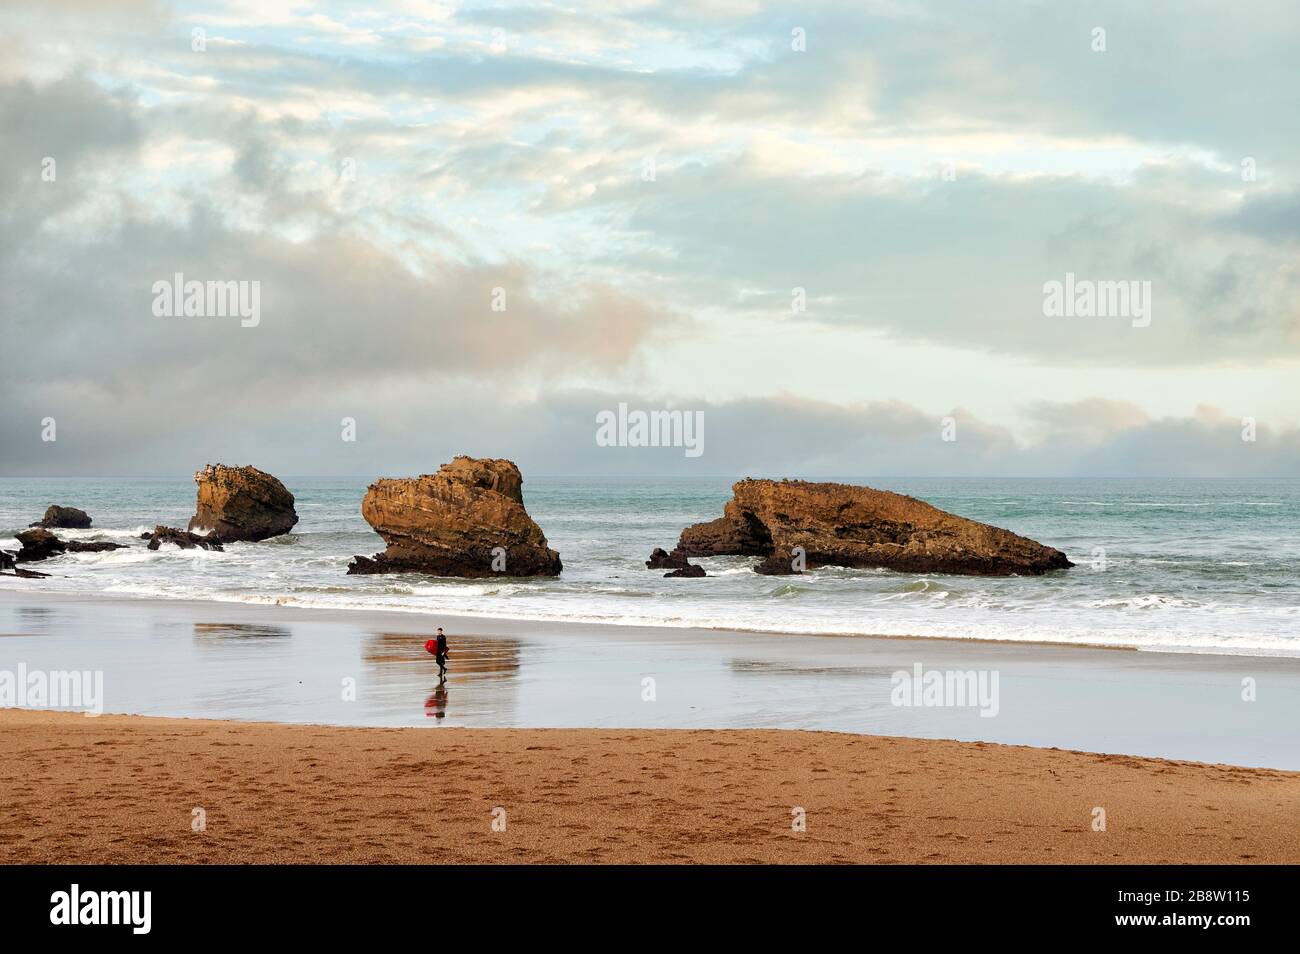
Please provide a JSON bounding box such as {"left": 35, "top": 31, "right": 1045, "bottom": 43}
{"left": 3, "top": 709, "right": 1297, "bottom": 864}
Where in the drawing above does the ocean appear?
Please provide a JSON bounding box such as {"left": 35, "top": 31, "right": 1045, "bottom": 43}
{"left": 3, "top": 475, "right": 1298, "bottom": 657}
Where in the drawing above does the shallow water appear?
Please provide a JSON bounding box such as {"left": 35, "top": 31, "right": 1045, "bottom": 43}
{"left": 4, "top": 592, "right": 1299, "bottom": 768}
{"left": 3, "top": 476, "right": 1300, "bottom": 655}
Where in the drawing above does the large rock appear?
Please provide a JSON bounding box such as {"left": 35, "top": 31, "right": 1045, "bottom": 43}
{"left": 29, "top": 505, "right": 91, "bottom": 529}
{"left": 677, "top": 479, "right": 1072, "bottom": 577}
{"left": 348, "top": 456, "right": 561, "bottom": 577}
{"left": 188, "top": 464, "right": 298, "bottom": 543}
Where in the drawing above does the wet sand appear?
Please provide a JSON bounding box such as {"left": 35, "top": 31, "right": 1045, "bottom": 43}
{"left": 2, "top": 709, "right": 1297, "bottom": 864}
{"left": 3, "top": 590, "right": 1300, "bottom": 768}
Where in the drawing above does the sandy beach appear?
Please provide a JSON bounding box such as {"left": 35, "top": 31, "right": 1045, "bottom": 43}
{"left": 2, "top": 708, "right": 1297, "bottom": 864}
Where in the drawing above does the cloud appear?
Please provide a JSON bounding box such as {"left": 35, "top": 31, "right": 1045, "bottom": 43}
{"left": 1, "top": 1, "right": 1297, "bottom": 476}
{"left": 4, "top": 378, "right": 1295, "bottom": 479}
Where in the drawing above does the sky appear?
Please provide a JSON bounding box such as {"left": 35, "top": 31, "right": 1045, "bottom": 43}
{"left": 1, "top": 0, "right": 1297, "bottom": 478}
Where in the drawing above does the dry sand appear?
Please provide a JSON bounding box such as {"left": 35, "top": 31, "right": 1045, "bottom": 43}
{"left": 2, "top": 709, "right": 1297, "bottom": 864}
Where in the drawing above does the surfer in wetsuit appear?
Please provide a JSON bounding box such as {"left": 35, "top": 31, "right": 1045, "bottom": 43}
{"left": 434, "top": 627, "right": 448, "bottom": 681}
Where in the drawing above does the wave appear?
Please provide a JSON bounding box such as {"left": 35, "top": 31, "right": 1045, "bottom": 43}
{"left": 13, "top": 582, "right": 1288, "bottom": 657}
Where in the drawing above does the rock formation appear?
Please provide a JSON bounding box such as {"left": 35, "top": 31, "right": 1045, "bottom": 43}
{"left": 677, "top": 479, "right": 1072, "bottom": 577}
{"left": 348, "top": 456, "right": 561, "bottom": 577}
{"left": 13, "top": 529, "right": 126, "bottom": 561}
{"left": 146, "top": 527, "right": 224, "bottom": 551}
{"left": 188, "top": 464, "right": 298, "bottom": 543}
{"left": 29, "top": 505, "right": 92, "bottom": 529}
{"left": 14, "top": 529, "right": 64, "bottom": 562}
{"left": 0, "top": 552, "right": 50, "bottom": 578}
{"left": 65, "top": 541, "right": 127, "bottom": 554}
{"left": 645, "top": 546, "right": 707, "bottom": 578}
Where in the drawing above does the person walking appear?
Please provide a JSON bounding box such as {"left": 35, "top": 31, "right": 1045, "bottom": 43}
{"left": 424, "top": 627, "right": 449, "bottom": 682}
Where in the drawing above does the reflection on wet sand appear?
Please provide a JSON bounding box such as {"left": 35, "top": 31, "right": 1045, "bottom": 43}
{"left": 424, "top": 684, "right": 448, "bottom": 720}
{"left": 13, "top": 606, "right": 60, "bottom": 633}
{"left": 730, "top": 659, "right": 886, "bottom": 677}
{"left": 364, "top": 631, "right": 524, "bottom": 724}
{"left": 193, "top": 623, "right": 292, "bottom": 641}
{"left": 364, "top": 631, "right": 521, "bottom": 677}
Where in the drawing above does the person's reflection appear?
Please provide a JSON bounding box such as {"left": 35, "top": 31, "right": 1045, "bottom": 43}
{"left": 424, "top": 683, "right": 448, "bottom": 720}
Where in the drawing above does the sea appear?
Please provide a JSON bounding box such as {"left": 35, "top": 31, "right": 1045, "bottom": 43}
{"left": 3, "top": 476, "right": 1298, "bottom": 657}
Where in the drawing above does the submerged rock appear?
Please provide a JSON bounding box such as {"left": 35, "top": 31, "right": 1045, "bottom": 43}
{"left": 1, "top": 564, "right": 51, "bottom": 579}
{"left": 29, "top": 505, "right": 92, "bottom": 529}
{"left": 753, "top": 547, "right": 802, "bottom": 576}
{"left": 13, "top": 529, "right": 126, "bottom": 561}
{"left": 348, "top": 456, "right": 561, "bottom": 577}
{"left": 677, "top": 479, "right": 1072, "bottom": 577}
{"left": 645, "top": 546, "right": 707, "bottom": 578}
{"left": 146, "top": 526, "right": 224, "bottom": 551}
{"left": 0, "top": 549, "right": 15, "bottom": 570}
{"left": 188, "top": 464, "right": 298, "bottom": 543}
{"left": 664, "top": 563, "right": 706, "bottom": 578}
{"left": 64, "top": 541, "right": 127, "bottom": 553}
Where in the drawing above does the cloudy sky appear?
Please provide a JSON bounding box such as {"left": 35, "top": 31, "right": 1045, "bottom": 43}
{"left": 2, "top": 0, "right": 1297, "bottom": 477}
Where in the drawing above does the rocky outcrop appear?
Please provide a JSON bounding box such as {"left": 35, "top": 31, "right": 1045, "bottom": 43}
{"left": 13, "top": 529, "right": 126, "bottom": 561}
{"left": 645, "top": 546, "right": 707, "bottom": 578}
{"left": 14, "top": 529, "right": 64, "bottom": 562}
{"left": 65, "top": 541, "right": 126, "bottom": 553}
{"left": 676, "top": 510, "right": 772, "bottom": 556}
{"left": 348, "top": 456, "right": 561, "bottom": 577}
{"left": 29, "top": 505, "right": 91, "bottom": 529}
{"left": 188, "top": 464, "right": 298, "bottom": 543}
{"left": 0, "top": 556, "right": 50, "bottom": 578}
{"left": 147, "top": 527, "right": 224, "bottom": 551}
{"left": 677, "top": 479, "right": 1072, "bottom": 577}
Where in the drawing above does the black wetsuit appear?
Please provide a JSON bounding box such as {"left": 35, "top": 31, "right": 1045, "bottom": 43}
{"left": 435, "top": 633, "right": 448, "bottom": 679}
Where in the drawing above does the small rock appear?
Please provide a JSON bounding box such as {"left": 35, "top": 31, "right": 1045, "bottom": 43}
{"left": 345, "top": 554, "right": 383, "bottom": 575}
{"left": 646, "top": 545, "right": 706, "bottom": 578}
{"left": 664, "top": 563, "right": 706, "bottom": 578}
{"left": 754, "top": 548, "right": 802, "bottom": 575}
{"left": 7, "top": 566, "right": 51, "bottom": 579}
{"left": 146, "top": 526, "right": 224, "bottom": 551}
